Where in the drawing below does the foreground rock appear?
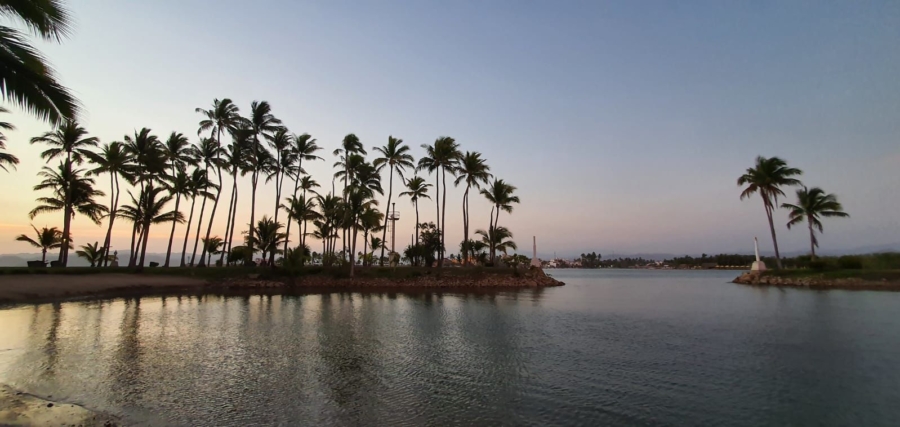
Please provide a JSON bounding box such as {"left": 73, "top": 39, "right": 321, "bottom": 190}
{"left": 0, "top": 384, "right": 119, "bottom": 426}
{"left": 733, "top": 271, "right": 900, "bottom": 291}
{"left": 0, "top": 268, "right": 563, "bottom": 305}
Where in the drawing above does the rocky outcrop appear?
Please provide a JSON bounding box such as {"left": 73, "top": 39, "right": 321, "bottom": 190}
{"left": 733, "top": 271, "right": 900, "bottom": 291}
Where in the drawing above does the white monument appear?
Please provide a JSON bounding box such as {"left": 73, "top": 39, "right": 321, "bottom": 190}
{"left": 751, "top": 237, "right": 767, "bottom": 272}
{"left": 530, "top": 236, "right": 542, "bottom": 268}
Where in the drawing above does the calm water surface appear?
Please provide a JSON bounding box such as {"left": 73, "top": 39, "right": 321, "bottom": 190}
{"left": 1, "top": 269, "right": 899, "bottom": 426}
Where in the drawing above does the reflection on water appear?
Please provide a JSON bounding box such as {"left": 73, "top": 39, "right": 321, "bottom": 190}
{"left": 0, "top": 271, "right": 899, "bottom": 426}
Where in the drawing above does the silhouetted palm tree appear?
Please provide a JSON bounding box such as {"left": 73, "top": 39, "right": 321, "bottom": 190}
{"left": 244, "top": 216, "right": 286, "bottom": 264}
{"left": 476, "top": 226, "right": 517, "bottom": 260}
{"left": 30, "top": 162, "right": 106, "bottom": 265}
{"left": 345, "top": 186, "right": 378, "bottom": 277}
{"left": 481, "top": 179, "right": 520, "bottom": 263}
{"left": 265, "top": 128, "right": 294, "bottom": 265}
{"left": 781, "top": 187, "right": 849, "bottom": 258}
{"left": 122, "top": 128, "right": 165, "bottom": 266}
{"left": 85, "top": 141, "right": 132, "bottom": 266}
{"left": 373, "top": 136, "right": 414, "bottom": 265}
{"left": 358, "top": 206, "right": 383, "bottom": 266}
{"left": 0, "top": 0, "right": 78, "bottom": 123}
{"left": 0, "top": 107, "right": 19, "bottom": 171}
{"left": 162, "top": 170, "right": 191, "bottom": 267}
{"left": 15, "top": 225, "right": 66, "bottom": 263}
{"left": 75, "top": 241, "right": 106, "bottom": 267}
{"left": 191, "top": 137, "right": 225, "bottom": 266}
{"left": 738, "top": 156, "right": 803, "bottom": 269}
{"left": 455, "top": 151, "right": 491, "bottom": 265}
{"left": 282, "top": 195, "right": 320, "bottom": 262}
{"left": 180, "top": 168, "right": 215, "bottom": 266}
{"left": 30, "top": 120, "right": 98, "bottom": 165}
{"left": 399, "top": 176, "right": 431, "bottom": 249}
{"left": 283, "top": 134, "right": 322, "bottom": 255}
{"left": 121, "top": 185, "right": 183, "bottom": 268}
{"left": 221, "top": 126, "right": 252, "bottom": 264}
{"left": 333, "top": 133, "right": 365, "bottom": 255}
{"left": 417, "top": 136, "right": 461, "bottom": 266}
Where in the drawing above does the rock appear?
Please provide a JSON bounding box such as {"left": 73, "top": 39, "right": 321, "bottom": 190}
{"left": 47, "top": 402, "right": 53, "bottom": 407}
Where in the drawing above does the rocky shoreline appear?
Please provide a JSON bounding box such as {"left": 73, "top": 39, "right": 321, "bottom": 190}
{"left": 0, "top": 269, "right": 564, "bottom": 305}
{"left": 733, "top": 271, "right": 900, "bottom": 291}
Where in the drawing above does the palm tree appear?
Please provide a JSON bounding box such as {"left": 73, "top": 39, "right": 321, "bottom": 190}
{"left": 455, "top": 151, "right": 491, "bottom": 265}
{"left": 15, "top": 225, "right": 65, "bottom": 263}
{"left": 333, "top": 133, "right": 366, "bottom": 255}
{"left": 75, "top": 241, "right": 107, "bottom": 267}
{"left": 244, "top": 216, "right": 286, "bottom": 264}
{"left": 30, "top": 120, "right": 99, "bottom": 165}
{"left": 30, "top": 162, "right": 106, "bottom": 265}
{"left": 122, "top": 128, "right": 165, "bottom": 265}
{"left": 781, "top": 187, "right": 849, "bottom": 258}
{"left": 369, "top": 236, "right": 383, "bottom": 266}
{"left": 246, "top": 101, "right": 282, "bottom": 258}
{"left": 315, "top": 193, "right": 343, "bottom": 261}
{"left": 737, "top": 156, "right": 803, "bottom": 269}
{"left": 282, "top": 195, "right": 321, "bottom": 263}
{"left": 84, "top": 141, "right": 132, "bottom": 266}
{"left": 345, "top": 186, "right": 378, "bottom": 277}
{"left": 476, "top": 226, "right": 517, "bottom": 260}
{"left": 283, "top": 134, "right": 322, "bottom": 255}
{"left": 162, "top": 132, "right": 194, "bottom": 174}
{"left": 0, "top": 1, "right": 78, "bottom": 123}
{"left": 122, "top": 185, "right": 184, "bottom": 268}
{"left": 358, "top": 206, "right": 383, "bottom": 266}
{"left": 162, "top": 170, "right": 191, "bottom": 267}
{"left": 399, "top": 176, "right": 432, "bottom": 250}
{"left": 265, "top": 128, "right": 294, "bottom": 265}
{"left": 481, "top": 179, "right": 520, "bottom": 264}
{"left": 0, "top": 106, "right": 19, "bottom": 172}
{"left": 180, "top": 168, "right": 214, "bottom": 266}
{"left": 201, "top": 236, "right": 225, "bottom": 259}
{"left": 191, "top": 137, "right": 226, "bottom": 267}
{"left": 373, "top": 136, "right": 415, "bottom": 265}
{"left": 417, "top": 137, "right": 461, "bottom": 266}
{"left": 221, "top": 126, "right": 252, "bottom": 265}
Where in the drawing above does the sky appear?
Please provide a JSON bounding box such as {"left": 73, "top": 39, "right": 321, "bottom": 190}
{"left": 1, "top": 0, "right": 899, "bottom": 258}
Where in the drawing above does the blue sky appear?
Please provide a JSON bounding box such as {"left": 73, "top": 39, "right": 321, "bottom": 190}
{"left": 2, "top": 0, "right": 899, "bottom": 257}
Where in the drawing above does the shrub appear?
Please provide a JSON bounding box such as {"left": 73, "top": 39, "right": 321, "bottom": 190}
{"left": 838, "top": 256, "right": 863, "bottom": 270}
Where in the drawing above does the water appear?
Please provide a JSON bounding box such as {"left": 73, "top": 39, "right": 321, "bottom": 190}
{"left": 1, "top": 269, "right": 899, "bottom": 426}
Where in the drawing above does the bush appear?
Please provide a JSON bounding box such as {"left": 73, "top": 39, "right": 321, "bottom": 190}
{"left": 809, "top": 260, "right": 828, "bottom": 271}
{"left": 838, "top": 256, "right": 863, "bottom": 270}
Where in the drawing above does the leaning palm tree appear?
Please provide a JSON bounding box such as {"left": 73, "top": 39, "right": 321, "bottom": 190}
{"left": 289, "top": 134, "right": 322, "bottom": 200}
{"left": 0, "top": 106, "right": 19, "bottom": 171}
{"left": 180, "top": 168, "right": 214, "bottom": 266}
{"left": 0, "top": 1, "right": 78, "bottom": 123}
{"left": 162, "top": 169, "right": 191, "bottom": 267}
{"left": 481, "top": 179, "right": 520, "bottom": 263}
{"left": 191, "top": 137, "right": 226, "bottom": 267}
{"left": 125, "top": 184, "right": 184, "bottom": 268}
{"left": 246, "top": 101, "right": 282, "bottom": 258}
{"left": 476, "top": 226, "right": 517, "bottom": 261}
{"left": 201, "top": 236, "right": 225, "bottom": 259}
{"left": 15, "top": 225, "right": 65, "bottom": 263}
{"left": 75, "top": 241, "right": 107, "bottom": 267}
{"left": 221, "top": 126, "right": 252, "bottom": 264}
{"left": 781, "top": 187, "right": 849, "bottom": 258}
{"left": 122, "top": 128, "right": 165, "bottom": 265}
{"left": 84, "top": 141, "right": 132, "bottom": 266}
{"left": 399, "top": 176, "right": 432, "bottom": 249}
{"left": 738, "top": 156, "right": 803, "bottom": 269}
{"left": 373, "top": 136, "right": 415, "bottom": 265}
{"left": 30, "top": 162, "right": 106, "bottom": 266}
{"left": 417, "top": 137, "right": 461, "bottom": 266}
{"left": 281, "top": 194, "right": 321, "bottom": 260}
{"left": 455, "top": 151, "right": 491, "bottom": 265}
{"left": 30, "top": 120, "right": 98, "bottom": 165}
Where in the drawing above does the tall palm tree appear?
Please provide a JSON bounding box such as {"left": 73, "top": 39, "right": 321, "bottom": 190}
{"left": 180, "top": 168, "right": 214, "bottom": 267}
{"left": 358, "top": 206, "right": 383, "bottom": 266}
{"left": 417, "top": 137, "right": 461, "bottom": 266}
{"left": 246, "top": 101, "right": 281, "bottom": 258}
{"left": 162, "top": 169, "right": 191, "bottom": 267}
{"left": 0, "top": 106, "right": 19, "bottom": 171}
{"left": 122, "top": 128, "right": 165, "bottom": 266}
{"left": 373, "top": 136, "right": 415, "bottom": 265}
{"left": 781, "top": 187, "right": 849, "bottom": 258}
{"left": 15, "top": 225, "right": 65, "bottom": 263}
{"left": 84, "top": 141, "right": 132, "bottom": 266}
{"left": 265, "top": 128, "right": 294, "bottom": 265}
{"left": 283, "top": 134, "right": 322, "bottom": 254}
{"left": 0, "top": 0, "right": 78, "bottom": 123}
{"left": 220, "top": 127, "right": 252, "bottom": 265}
{"left": 399, "top": 176, "right": 431, "bottom": 249}
{"left": 737, "top": 156, "right": 803, "bottom": 269}
{"left": 454, "top": 151, "right": 491, "bottom": 265}
{"left": 30, "top": 120, "right": 98, "bottom": 165}
{"left": 30, "top": 162, "right": 106, "bottom": 265}
{"left": 75, "top": 241, "right": 106, "bottom": 267}
{"left": 333, "top": 133, "right": 365, "bottom": 255}
{"left": 344, "top": 186, "right": 378, "bottom": 277}
{"left": 121, "top": 185, "right": 183, "bottom": 268}
{"left": 481, "top": 179, "right": 520, "bottom": 264}
{"left": 315, "top": 193, "right": 342, "bottom": 261}
{"left": 191, "top": 137, "right": 226, "bottom": 267}
{"left": 162, "top": 132, "right": 194, "bottom": 174}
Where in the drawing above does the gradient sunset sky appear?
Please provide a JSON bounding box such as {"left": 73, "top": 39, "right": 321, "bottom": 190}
{"left": 2, "top": 0, "right": 898, "bottom": 257}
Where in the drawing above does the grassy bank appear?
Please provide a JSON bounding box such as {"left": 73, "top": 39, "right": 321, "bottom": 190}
{"left": 766, "top": 269, "right": 900, "bottom": 281}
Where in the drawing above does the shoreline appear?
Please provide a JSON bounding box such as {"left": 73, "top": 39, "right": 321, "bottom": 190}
{"left": 733, "top": 271, "right": 900, "bottom": 291}
{"left": 0, "top": 384, "right": 119, "bottom": 426}
{"left": 0, "top": 269, "right": 564, "bottom": 306}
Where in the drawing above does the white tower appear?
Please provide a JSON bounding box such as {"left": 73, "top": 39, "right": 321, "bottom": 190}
{"left": 751, "top": 237, "right": 767, "bottom": 272}
{"left": 530, "top": 236, "right": 542, "bottom": 268}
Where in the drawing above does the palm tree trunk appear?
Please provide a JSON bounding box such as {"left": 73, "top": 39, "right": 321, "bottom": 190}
{"left": 190, "top": 189, "right": 208, "bottom": 267}
{"left": 127, "top": 222, "right": 138, "bottom": 268}
{"left": 138, "top": 220, "right": 151, "bottom": 269}
{"left": 248, "top": 172, "right": 258, "bottom": 264}
{"left": 180, "top": 196, "right": 197, "bottom": 267}
{"left": 363, "top": 230, "right": 369, "bottom": 267}
{"left": 42, "top": 249, "right": 46, "bottom": 264}
{"left": 164, "top": 192, "right": 182, "bottom": 267}
{"left": 380, "top": 167, "right": 394, "bottom": 266}
{"left": 350, "top": 225, "right": 358, "bottom": 277}
{"left": 440, "top": 167, "right": 449, "bottom": 267}
{"left": 808, "top": 220, "right": 816, "bottom": 258}
{"left": 225, "top": 179, "right": 239, "bottom": 265}
{"left": 200, "top": 166, "right": 223, "bottom": 267}
{"left": 462, "top": 184, "right": 470, "bottom": 266}
{"left": 414, "top": 199, "right": 420, "bottom": 265}
{"left": 102, "top": 172, "right": 115, "bottom": 267}
{"left": 763, "top": 200, "right": 783, "bottom": 269}
{"left": 220, "top": 166, "right": 237, "bottom": 266}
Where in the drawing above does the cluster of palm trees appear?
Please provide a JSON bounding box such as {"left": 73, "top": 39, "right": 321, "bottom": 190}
{"left": 738, "top": 156, "right": 849, "bottom": 266}
{"left": 7, "top": 97, "right": 522, "bottom": 272}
